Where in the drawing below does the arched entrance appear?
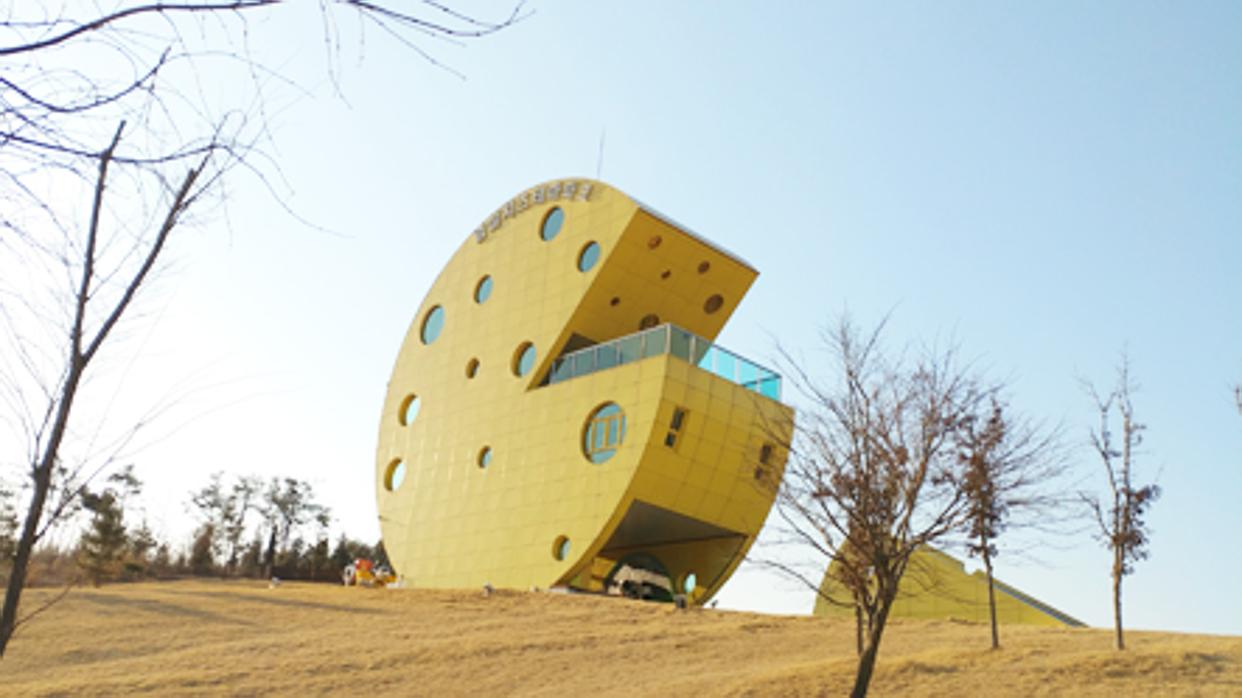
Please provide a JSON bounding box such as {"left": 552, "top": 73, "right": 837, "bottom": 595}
{"left": 604, "top": 553, "right": 674, "bottom": 602}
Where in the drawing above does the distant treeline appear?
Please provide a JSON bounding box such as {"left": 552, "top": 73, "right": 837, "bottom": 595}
{"left": 0, "top": 469, "right": 386, "bottom": 588}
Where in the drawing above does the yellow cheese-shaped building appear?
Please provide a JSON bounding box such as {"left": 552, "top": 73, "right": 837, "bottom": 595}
{"left": 375, "top": 178, "right": 792, "bottom": 603}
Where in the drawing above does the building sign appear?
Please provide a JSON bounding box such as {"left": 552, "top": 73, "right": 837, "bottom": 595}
{"left": 473, "top": 179, "right": 595, "bottom": 243}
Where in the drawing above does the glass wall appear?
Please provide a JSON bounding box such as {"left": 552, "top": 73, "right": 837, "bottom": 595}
{"left": 546, "top": 324, "right": 781, "bottom": 400}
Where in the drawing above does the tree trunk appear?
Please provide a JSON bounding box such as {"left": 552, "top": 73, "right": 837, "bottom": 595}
{"left": 262, "top": 526, "right": 277, "bottom": 579}
{"left": 854, "top": 603, "right": 864, "bottom": 656}
{"left": 983, "top": 547, "right": 999, "bottom": 650}
{"left": 0, "top": 458, "right": 56, "bottom": 656}
{"left": 850, "top": 595, "right": 895, "bottom": 698}
{"left": 1112, "top": 549, "right": 1125, "bottom": 650}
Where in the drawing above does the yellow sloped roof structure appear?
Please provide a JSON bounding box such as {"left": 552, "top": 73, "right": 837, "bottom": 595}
{"left": 375, "top": 178, "right": 792, "bottom": 604}
{"left": 814, "top": 546, "right": 1084, "bottom": 627}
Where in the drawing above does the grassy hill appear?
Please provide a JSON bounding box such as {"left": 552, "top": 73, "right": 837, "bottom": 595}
{"left": 4, "top": 580, "right": 1240, "bottom": 696}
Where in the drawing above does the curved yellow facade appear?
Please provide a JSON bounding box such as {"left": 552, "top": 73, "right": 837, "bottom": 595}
{"left": 375, "top": 178, "right": 792, "bottom": 603}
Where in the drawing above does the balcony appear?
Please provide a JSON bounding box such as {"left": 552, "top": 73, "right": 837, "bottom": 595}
{"left": 546, "top": 323, "right": 782, "bottom": 400}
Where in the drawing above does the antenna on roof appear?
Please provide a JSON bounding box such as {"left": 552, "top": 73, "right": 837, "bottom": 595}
{"left": 596, "top": 128, "right": 606, "bottom": 180}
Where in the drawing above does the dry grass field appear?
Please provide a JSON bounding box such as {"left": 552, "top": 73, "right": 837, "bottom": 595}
{"left": 4, "top": 579, "right": 1240, "bottom": 696}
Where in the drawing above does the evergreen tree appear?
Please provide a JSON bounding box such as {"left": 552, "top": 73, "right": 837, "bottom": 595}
{"left": 189, "top": 524, "right": 216, "bottom": 576}
{"left": 151, "top": 544, "right": 173, "bottom": 577}
{"left": 126, "top": 521, "right": 158, "bottom": 578}
{"left": 78, "top": 492, "right": 128, "bottom": 586}
{"left": 0, "top": 487, "right": 19, "bottom": 583}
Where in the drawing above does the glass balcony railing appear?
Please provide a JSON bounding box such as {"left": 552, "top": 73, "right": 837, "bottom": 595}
{"left": 546, "top": 323, "right": 782, "bottom": 400}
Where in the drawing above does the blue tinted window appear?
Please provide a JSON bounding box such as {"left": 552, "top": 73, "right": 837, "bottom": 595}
{"left": 420, "top": 305, "right": 445, "bottom": 344}
{"left": 541, "top": 207, "right": 564, "bottom": 241}
{"left": 554, "top": 536, "right": 571, "bottom": 560}
{"left": 584, "top": 402, "right": 626, "bottom": 463}
{"left": 385, "top": 459, "right": 406, "bottom": 492}
{"left": 578, "top": 242, "right": 601, "bottom": 272}
{"left": 474, "top": 275, "right": 493, "bottom": 303}
{"left": 400, "top": 395, "right": 420, "bottom": 425}
{"left": 514, "top": 342, "right": 536, "bottom": 377}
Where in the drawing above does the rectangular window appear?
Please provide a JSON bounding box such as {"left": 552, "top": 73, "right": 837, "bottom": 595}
{"left": 670, "top": 408, "right": 686, "bottom": 431}
{"left": 664, "top": 407, "right": 688, "bottom": 450}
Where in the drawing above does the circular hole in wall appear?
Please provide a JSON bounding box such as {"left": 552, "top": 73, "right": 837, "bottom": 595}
{"left": 703, "top": 294, "right": 724, "bottom": 314}
{"left": 384, "top": 459, "right": 406, "bottom": 492}
{"left": 577, "top": 242, "right": 601, "bottom": 272}
{"left": 582, "top": 402, "right": 626, "bottom": 464}
{"left": 639, "top": 314, "right": 660, "bottom": 330}
{"left": 697, "top": 261, "right": 711, "bottom": 274}
{"left": 477, "top": 446, "right": 492, "bottom": 469}
{"left": 420, "top": 305, "right": 445, "bottom": 344}
{"left": 553, "top": 535, "right": 571, "bottom": 561}
{"left": 398, "top": 394, "right": 420, "bottom": 426}
{"left": 512, "top": 342, "right": 536, "bottom": 377}
{"left": 647, "top": 235, "right": 662, "bottom": 249}
{"left": 682, "top": 572, "right": 697, "bottom": 595}
{"left": 466, "top": 358, "right": 480, "bottom": 378}
{"left": 540, "top": 207, "right": 564, "bottom": 241}
{"left": 474, "top": 275, "right": 493, "bottom": 304}
{"left": 660, "top": 270, "right": 671, "bottom": 280}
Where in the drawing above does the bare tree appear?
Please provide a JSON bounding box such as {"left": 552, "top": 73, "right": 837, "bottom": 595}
{"left": 955, "top": 397, "right": 1066, "bottom": 650}
{"left": 189, "top": 472, "right": 265, "bottom": 575}
{"left": 0, "top": 1, "right": 522, "bottom": 657}
{"left": 1081, "top": 356, "right": 1160, "bottom": 651}
{"left": 760, "top": 317, "right": 987, "bottom": 698}
{"left": 224, "top": 476, "right": 263, "bottom": 575}
{"left": 260, "top": 477, "right": 328, "bottom": 579}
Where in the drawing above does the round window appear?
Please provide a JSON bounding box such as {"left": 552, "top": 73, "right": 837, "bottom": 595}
{"left": 474, "top": 275, "right": 493, "bottom": 304}
{"left": 541, "top": 207, "right": 565, "bottom": 241}
{"left": 583, "top": 402, "right": 626, "bottom": 464}
{"left": 577, "top": 242, "right": 601, "bottom": 272}
{"left": 682, "top": 572, "right": 697, "bottom": 595}
{"left": 478, "top": 446, "right": 492, "bottom": 469}
{"left": 704, "top": 294, "right": 724, "bottom": 314}
{"left": 553, "top": 535, "right": 571, "bottom": 561}
{"left": 399, "top": 394, "right": 420, "bottom": 426}
{"left": 421, "top": 305, "right": 445, "bottom": 344}
{"left": 512, "top": 342, "right": 536, "bottom": 377}
{"left": 384, "top": 459, "right": 406, "bottom": 492}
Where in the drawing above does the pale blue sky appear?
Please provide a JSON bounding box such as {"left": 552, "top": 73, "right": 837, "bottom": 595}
{"left": 52, "top": 2, "right": 1240, "bottom": 634}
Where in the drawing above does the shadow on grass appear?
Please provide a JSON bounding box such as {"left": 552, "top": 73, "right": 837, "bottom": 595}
{"left": 76, "top": 592, "right": 254, "bottom": 626}
{"left": 150, "top": 586, "right": 385, "bottom": 616}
